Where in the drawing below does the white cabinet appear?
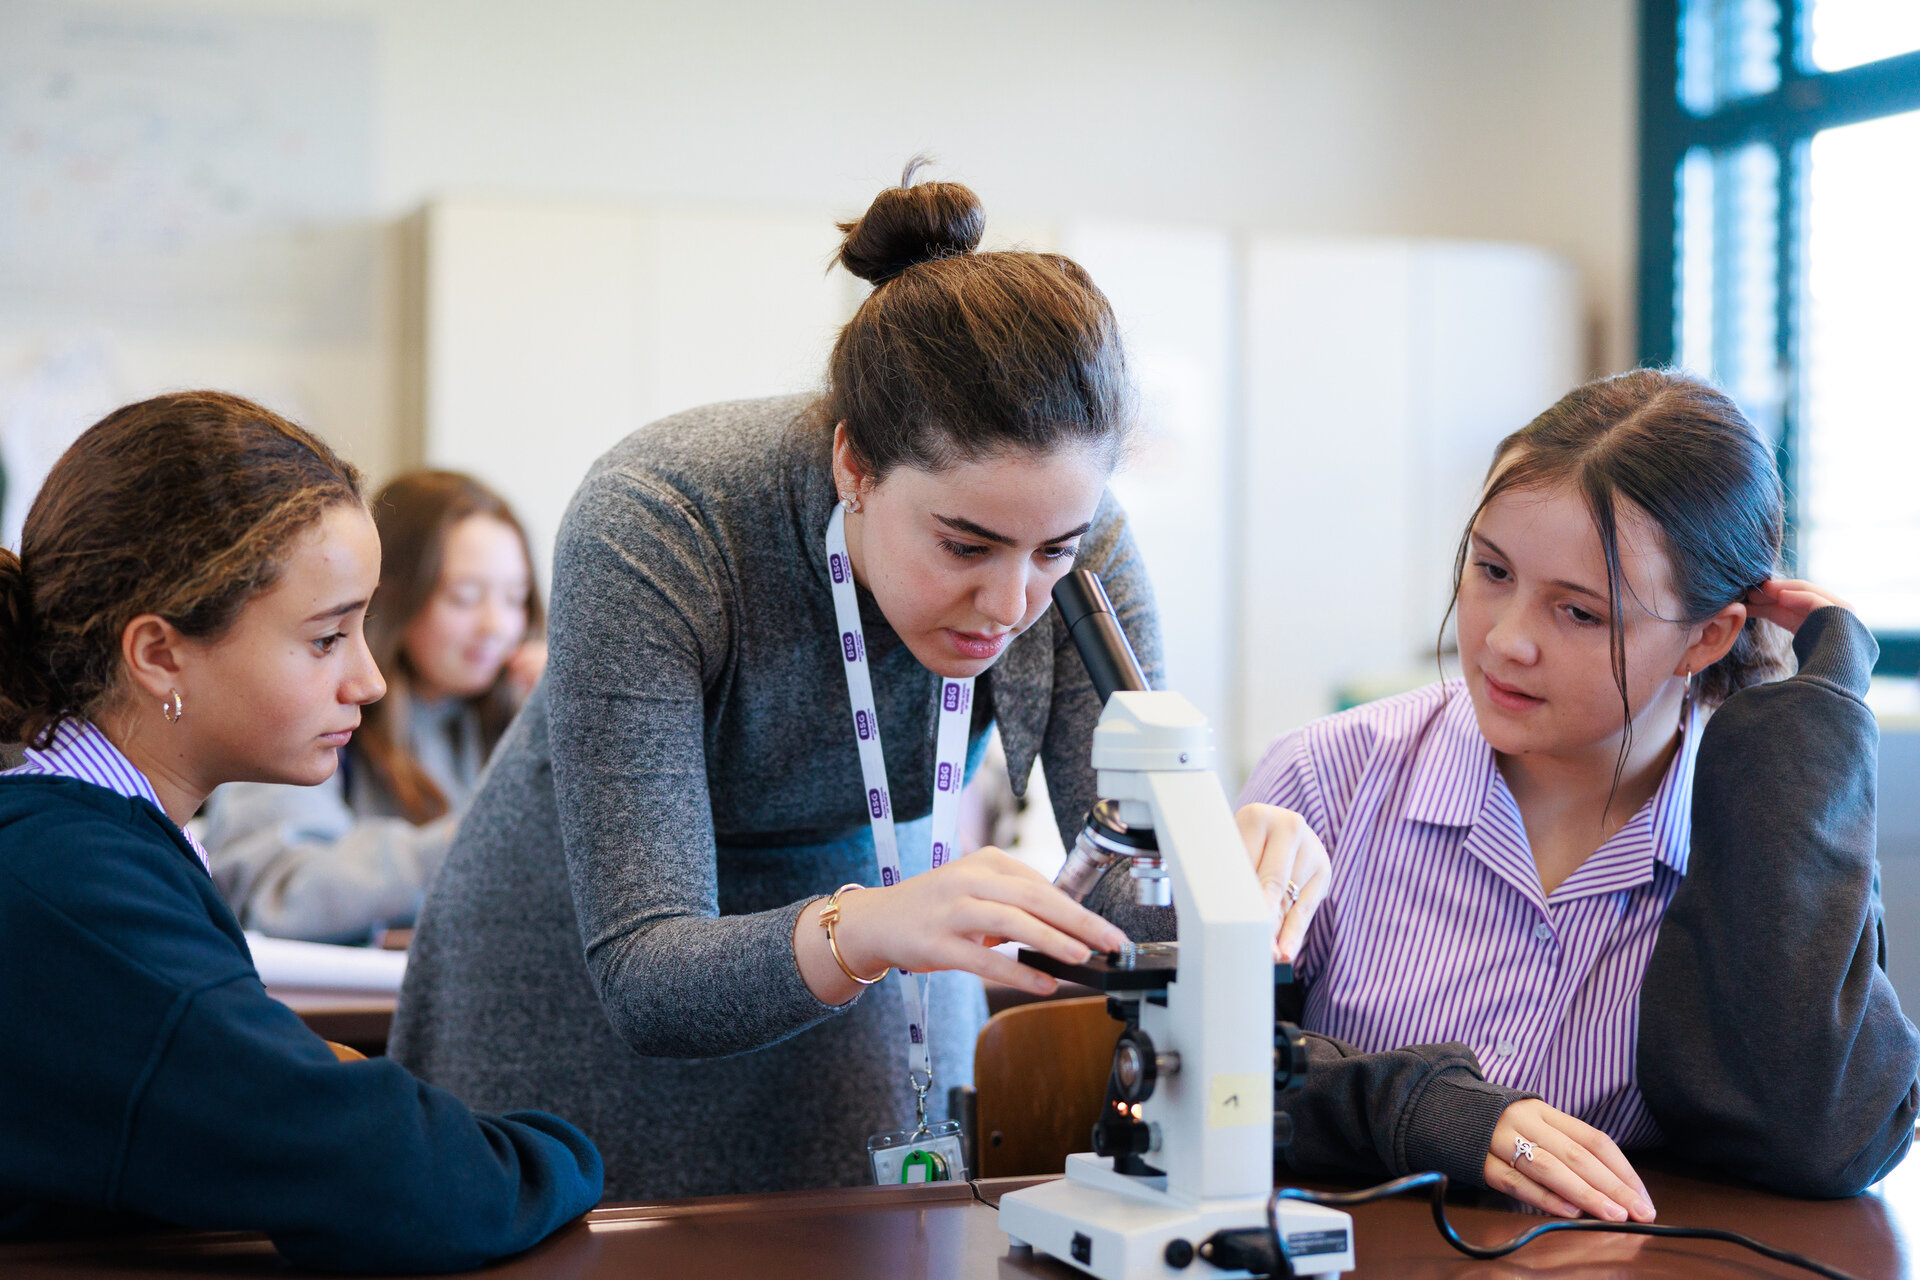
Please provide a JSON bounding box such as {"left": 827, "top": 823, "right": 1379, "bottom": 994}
{"left": 1238, "top": 239, "right": 1582, "bottom": 773}
{"left": 414, "top": 197, "right": 856, "bottom": 583}
{"left": 1060, "top": 223, "right": 1236, "bottom": 749}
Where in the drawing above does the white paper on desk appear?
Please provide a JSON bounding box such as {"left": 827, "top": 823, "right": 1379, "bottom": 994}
{"left": 244, "top": 932, "right": 407, "bottom": 993}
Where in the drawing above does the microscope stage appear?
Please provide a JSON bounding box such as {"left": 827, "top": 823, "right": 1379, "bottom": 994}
{"left": 1020, "top": 945, "right": 1178, "bottom": 991}
{"left": 1020, "top": 946, "right": 1295, "bottom": 994}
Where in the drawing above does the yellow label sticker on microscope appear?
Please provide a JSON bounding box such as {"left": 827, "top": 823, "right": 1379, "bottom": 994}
{"left": 1208, "top": 1073, "right": 1269, "bottom": 1128}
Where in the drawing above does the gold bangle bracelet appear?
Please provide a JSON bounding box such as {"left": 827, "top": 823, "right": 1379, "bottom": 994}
{"left": 820, "top": 882, "right": 888, "bottom": 986}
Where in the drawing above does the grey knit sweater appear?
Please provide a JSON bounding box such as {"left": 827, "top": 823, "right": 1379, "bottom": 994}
{"left": 390, "top": 396, "right": 1163, "bottom": 1200}
{"left": 202, "top": 698, "right": 485, "bottom": 943}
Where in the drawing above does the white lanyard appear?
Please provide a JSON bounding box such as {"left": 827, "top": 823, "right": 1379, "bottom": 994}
{"left": 825, "top": 504, "right": 974, "bottom": 1103}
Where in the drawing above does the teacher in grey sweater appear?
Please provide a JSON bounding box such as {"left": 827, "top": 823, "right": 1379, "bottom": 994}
{"left": 393, "top": 170, "right": 1174, "bottom": 1200}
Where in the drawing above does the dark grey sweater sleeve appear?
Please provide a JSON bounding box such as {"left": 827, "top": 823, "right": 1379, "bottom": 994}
{"left": 1638, "top": 606, "right": 1920, "bottom": 1197}
{"left": 544, "top": 469, "right": 843, "bottom": 1059}
{"left": 1277, "top": 1029, "right": 1534, "bottom": 1186}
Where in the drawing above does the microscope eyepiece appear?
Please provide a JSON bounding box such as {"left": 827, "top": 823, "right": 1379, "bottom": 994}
{"left": 1052, "top": 569, "right": 1149, "bottom": 706}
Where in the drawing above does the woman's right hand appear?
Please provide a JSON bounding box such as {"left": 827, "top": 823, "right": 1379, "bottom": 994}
{"left": 794, "top": 847, "right": 1128, "bottom": 1005}
{"left": 1485, "top": 1099, "right": 1656, "bottom": 1223}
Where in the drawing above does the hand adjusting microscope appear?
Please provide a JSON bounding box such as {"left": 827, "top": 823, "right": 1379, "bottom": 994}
{"left": 997, "top": 571, "right": 1354, "bottom": 1280}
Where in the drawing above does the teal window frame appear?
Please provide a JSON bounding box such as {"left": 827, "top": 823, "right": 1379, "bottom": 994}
{"left": 1638, "top": 0, "right": 1920, "bottom": 673}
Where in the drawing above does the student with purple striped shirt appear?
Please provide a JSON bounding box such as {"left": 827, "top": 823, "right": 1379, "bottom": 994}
{"left": 0, "top": 392, "right": 602, "bottom": 1270}
{"left": 1241, "top": 370, "right": 1918, "bottom": 1215}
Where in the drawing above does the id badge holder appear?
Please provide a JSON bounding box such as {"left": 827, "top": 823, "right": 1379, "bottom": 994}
{"left": 869, "top": 1121, "right": 967, "bottom": 1184}
{"left": 868, "top": 1069, "right": 968, "bottom": 1185}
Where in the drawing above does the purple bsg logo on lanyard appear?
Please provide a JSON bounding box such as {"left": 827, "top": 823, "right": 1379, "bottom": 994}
{"left": 825, "top": 503, "right": 974, "bottom": 1138}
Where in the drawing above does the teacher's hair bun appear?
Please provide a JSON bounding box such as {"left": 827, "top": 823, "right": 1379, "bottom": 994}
{"left": 835, "top": 157, "right": 985, "bottom": 287}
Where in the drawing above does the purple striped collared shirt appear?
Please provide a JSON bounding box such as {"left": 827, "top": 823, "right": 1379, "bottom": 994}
{"left": 5, "top": 717, "right": 212, "bottom": 872}
{"left": 1239, "top": 680, "right": 1698, "bottom": 1148}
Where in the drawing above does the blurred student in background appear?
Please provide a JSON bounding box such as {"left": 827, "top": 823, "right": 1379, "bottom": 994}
{"left": 203, "top": 471, "right": 545, "bottom": 943}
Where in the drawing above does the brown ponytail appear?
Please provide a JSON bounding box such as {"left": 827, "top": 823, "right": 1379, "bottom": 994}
{"left": 0, "top": 548, "right": 61, "bottom": 744}
{"left": 0, "top": 392, "right": 362, "bottom": 748}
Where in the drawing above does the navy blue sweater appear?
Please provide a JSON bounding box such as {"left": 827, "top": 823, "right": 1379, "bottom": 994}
{"left": 0, "top": 775, "right": 603, "bottom": 1272}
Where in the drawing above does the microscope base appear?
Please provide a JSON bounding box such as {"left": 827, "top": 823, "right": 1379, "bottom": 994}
{"left": 998, "top": 1154, "right": 1354, "bottom": 1278}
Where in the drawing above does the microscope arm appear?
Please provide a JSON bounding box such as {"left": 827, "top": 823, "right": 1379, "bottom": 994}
{"left": 1275, "top": 1031, "right": 1532, "bottom": 1188}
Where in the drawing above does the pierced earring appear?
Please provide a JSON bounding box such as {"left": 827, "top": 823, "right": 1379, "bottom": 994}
{"left": 163, "top": 690, "right": 184, "bottom": 724}
{"left": 840, "top": 493, "right": 861, "bottom": 513}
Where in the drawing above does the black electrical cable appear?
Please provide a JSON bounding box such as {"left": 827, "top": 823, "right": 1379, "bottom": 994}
{"left": 1267, "top": 1172, "right": 1861, "bottom": 1280}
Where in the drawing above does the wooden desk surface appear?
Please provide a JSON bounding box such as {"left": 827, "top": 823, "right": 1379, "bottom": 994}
{"left": 268, "top": 987, "right": 397, "bottom": 1056}
{"left": 6, "top": 1159, "right": 1916, "bottom": 1279}
{"left": 261, "top": 978, "right": 1080, "bottom": 1060}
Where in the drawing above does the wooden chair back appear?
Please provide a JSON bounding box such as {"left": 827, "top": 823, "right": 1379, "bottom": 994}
{"left": 972, "top": 995, "right": 1123, "bottom": 1178}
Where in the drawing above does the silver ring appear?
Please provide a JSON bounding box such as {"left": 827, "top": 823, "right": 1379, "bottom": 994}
{"left": 1513, "top": 1137, "right": 1538, "bottom": 1164}
{"left": 1280, "top": 880, "right": 1300, "bottom": 910}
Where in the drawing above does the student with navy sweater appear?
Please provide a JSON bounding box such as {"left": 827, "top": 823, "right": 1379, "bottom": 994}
{"left": 0, "top": 392, "right": 602, "bottom": 1271}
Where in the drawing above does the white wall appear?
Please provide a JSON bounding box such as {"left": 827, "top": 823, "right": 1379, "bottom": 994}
{"left": 0, "top": 0, "right": 1637, "bottom": 493}
{"left": 418, "top": 198, "right": 859, "bottom": 581}
{"left": 371, "top": 0, "right": 1635, "bottom": 368}
{"left": 1241, "top": 240, "right": 1584, "bottom": 759}
{"left": 1061, "top": 224, "right": 1238, "bottom": 754}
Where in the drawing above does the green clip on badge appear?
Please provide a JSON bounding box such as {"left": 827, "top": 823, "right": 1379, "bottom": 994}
{"left": 899, "top": 1147, "right": 951, "bottom": 1184}
{"left": 869, "top": 1119, "right": 966, "bottom": 1184}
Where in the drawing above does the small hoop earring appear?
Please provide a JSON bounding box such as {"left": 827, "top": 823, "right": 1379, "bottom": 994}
{"left": 163, "top": 690, "right": 184, "bottom": 724}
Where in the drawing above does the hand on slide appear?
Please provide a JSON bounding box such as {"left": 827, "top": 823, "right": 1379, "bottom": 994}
{"left": 1486, "top": 1099, "right": 1656, "bottom": 1223}
{"left": 1234, "top": 804, "right": 1331, "bottom": 964}
{"left": 831, "top": 847, "right": 1128, "bottom": 996}
{"left": 1745, "top": 577, "right": 1850, "bottom": 636}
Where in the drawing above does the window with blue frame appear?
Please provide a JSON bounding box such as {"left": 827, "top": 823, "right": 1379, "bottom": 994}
{"left": 1639, "top": 0, "right": 1920, "bottom": 671}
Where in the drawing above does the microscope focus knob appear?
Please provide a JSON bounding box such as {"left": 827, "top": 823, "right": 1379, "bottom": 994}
{"left": 1112, "top": 1029, "right": 1179, "bottom": 1104}
{"left": 1273, "top": 1020, "right": 1310, "bottom": 1092}
{"left": 1091, "top": 1110, "right": 1153, "bottom": 1158}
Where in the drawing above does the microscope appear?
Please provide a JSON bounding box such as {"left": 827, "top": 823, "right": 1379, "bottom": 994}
{"left": 997, "top": 571, "right": 1354, "bottom": 1279}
